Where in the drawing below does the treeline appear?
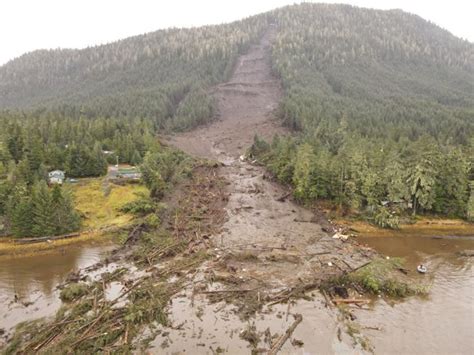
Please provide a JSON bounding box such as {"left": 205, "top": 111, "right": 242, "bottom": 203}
{"left": 251, "top": 135, "right": 473, "bottom": 226}
{"left": 0, "top": 112, "right": 142, "bottom": 179}
{"left": 5, "top": 182, "right": 80, "bottom": 238}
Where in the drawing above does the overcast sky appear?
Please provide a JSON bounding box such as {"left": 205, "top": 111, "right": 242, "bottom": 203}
{"left": 1, "top": 0, "right": 473, "bottom": 65}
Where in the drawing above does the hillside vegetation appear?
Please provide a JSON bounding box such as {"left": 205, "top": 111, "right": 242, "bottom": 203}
{"left": 1, "top": 3, "right": 473, "bottom": 230}
{"left": 0, "top": 16, "right": 268, "bottom": 129}
{"left": 252, "top": 4, "right": 473, "bottom": 223}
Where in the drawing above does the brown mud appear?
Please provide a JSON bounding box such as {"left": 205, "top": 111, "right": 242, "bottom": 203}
{"left": 160, "top": 27, "right": 377, "bottom": 353}
{"left": 165, "top": 26, "right": 286, "bottom": 160}
{"left": 0, "top": 165, "right": 229, "bottom": 352}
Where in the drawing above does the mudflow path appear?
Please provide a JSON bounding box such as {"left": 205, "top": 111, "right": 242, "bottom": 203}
{"left": 159, "top": 28, "right": 373, "bottom": 353}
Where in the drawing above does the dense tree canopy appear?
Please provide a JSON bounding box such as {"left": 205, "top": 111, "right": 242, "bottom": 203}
{"left": 254, "top": 4, "right": 474, "bottom": 224}
{"left": 0, "top": 16, "right": 269, "bottom": 130}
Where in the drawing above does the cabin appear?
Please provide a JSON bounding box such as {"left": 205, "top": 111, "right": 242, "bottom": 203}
{"left": 108, "top": 165, "right": 141, "bottom": 183}
{"left": 117, "top": 167, "right": 141, "bottom": 181}
{"left": 48, "top": 170, "right": 65, "bottom": 184}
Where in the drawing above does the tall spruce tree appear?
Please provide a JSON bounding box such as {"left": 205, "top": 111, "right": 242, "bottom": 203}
{"left": 6, "top": 184, "right": 33, "bottom": 237}
{"left": 90, "top": 142, "right": 108, "bottom": 176}
{"left": 51, "top": 184, "right": 81, "bottom": 235}
{"left": 31, "top": 181, "right": 56, "bottom": 237}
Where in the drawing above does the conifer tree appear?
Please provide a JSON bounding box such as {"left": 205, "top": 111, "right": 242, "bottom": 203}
{"left": 130, "top": 150, "right": 142, "bottom": 166}
{"left": 6, "top": 184, "right": 33, "bottom": 237}
{"left": 31, "top": 181, "right": 56, "bottom": 237}
{"left": 90, "top": 142, "right": 108, "bottom": 176}
{"left": 6, "top": 124, "right": 24, "bottom": 163}
{"left": 51, "top": 184, "right": 81, "bottom": 234}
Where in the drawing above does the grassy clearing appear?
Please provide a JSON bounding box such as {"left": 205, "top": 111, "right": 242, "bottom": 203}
{"left": 71, "top": 178, "right": 148, "bottom": 230}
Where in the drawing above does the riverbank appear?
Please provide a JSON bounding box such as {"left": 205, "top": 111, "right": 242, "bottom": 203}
{"left": 0, "top": 230, "right": 112, "bottom": 258}
{"left": 351, "top": 223, "right": 474, "bottom": 354}
{"left": 337, "top": 217, "right": 473, "bottom": 238}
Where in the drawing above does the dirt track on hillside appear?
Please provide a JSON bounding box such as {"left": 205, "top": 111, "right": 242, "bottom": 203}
{"left": 159, "top": 27, "right": 374, "bottom": 353}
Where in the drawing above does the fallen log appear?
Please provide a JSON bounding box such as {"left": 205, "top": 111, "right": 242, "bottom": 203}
{"left": 268, "top": 314, "right": 303, "bottom": 355}
{"left": 14, "top": 232, "right": 80, "bottom": 244}
{"left": 350, "top": 261, "right": 372, "bottom": 273}
{"left": 320, "top": 290, "right": 333, "bottom": 310}
{"left": 276, "top": 192, "right": 291, "bottom": 202}
{"left": 332, "top": 298, "right": 370, "bottom": 305}
{"left": 199, "top": 288, "right": 256, "bottom": 294}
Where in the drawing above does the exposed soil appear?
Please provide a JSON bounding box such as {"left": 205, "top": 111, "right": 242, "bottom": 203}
{"left": 160, "top": 27, "right": 376, "bottom": 353}
{"left": 165, "top": 25, "right": 285, "bottom": 160}
{"left": 166, "top": 26, "right": 371, "bottom": 288}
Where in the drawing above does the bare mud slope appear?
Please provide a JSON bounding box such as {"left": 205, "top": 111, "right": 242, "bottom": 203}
{"left": 159, "top": 28, "right": 374, "bottom": 353}
{"left": 167, "top": 27, "right": 285, "bottom": 159}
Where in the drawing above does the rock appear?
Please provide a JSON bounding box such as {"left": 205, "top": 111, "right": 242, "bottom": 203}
{"left": 457, "top": 250, "right": 474, "bottom": 257}
{"left": 334, "top": 286, "right": 349, "bottom": 299}
{"left": 332, "top": 232, "right": 349, "bottom": 241}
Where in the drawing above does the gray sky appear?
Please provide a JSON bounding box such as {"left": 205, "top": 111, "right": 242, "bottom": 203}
{"left": 1, "top": 0, "right": 473, "bottom": 65}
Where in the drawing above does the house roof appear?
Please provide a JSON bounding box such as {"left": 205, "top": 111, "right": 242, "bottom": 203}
{"left": 49, "top": 170, "right": 65, "bottom": 175}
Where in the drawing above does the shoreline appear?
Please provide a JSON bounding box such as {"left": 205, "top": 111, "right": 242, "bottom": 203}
{"left": 337, "top": 217, "right": 474, "bottom": 238}
{"left": 1, "top": 217, "right": 471, "bottom": 258}
{"left": 0, "top": 229, "right": 114, "bottom": 258}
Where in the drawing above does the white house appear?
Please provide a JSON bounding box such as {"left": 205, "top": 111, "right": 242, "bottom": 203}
{"left": 48, "top": 170, "right": 65, "bottom": 184}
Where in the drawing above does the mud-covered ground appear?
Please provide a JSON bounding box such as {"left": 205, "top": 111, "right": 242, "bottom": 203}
{"left": 160, "top": 26, "right": 377, "bottom": 353}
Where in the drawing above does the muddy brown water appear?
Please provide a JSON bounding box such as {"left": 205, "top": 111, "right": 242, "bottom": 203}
{"left": 356, "top": 234, "right": 474, "bottom": 354}
{"left": 0, "top": 243, "right": 113, "bottom": 337}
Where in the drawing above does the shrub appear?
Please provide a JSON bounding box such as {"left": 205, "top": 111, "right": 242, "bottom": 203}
{"left": 60, "top": 283, "right": 89, "bottom": 302}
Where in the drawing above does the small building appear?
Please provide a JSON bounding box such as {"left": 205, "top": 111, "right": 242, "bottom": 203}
{"left": 48, "top": 170, "right": 65, "bottom": 184}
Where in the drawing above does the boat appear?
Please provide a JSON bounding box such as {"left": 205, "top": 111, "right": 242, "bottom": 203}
{"left": 417, "top": 264, "right": 427, "bottom": 274}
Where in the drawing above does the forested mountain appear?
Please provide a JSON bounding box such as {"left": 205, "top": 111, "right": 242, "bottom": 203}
{"left": 0, "top": 3, "right": 473, "bottom": 234}
{"left": 271, "top": 4, "right": 473, "bottom": 143}
{"left": 0, "top": 16, "right": 268, "bottom": 128}
{"left": 1, "top": 4, "right": 472, "bottom": 137}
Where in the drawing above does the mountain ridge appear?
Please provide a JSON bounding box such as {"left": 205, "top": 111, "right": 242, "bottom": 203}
{"left": 1, "top": 4, "right": 472, "bottom": 112}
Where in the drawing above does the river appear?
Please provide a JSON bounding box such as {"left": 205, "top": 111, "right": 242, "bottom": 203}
{"left": 355, "top": 233, "right": 474, "bottom": 354}
{"left": 0, "top": 242, "right": 113, "bottom": 338}
{"left": 0, "top": 232, "right": 473, "bottom": 354}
